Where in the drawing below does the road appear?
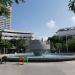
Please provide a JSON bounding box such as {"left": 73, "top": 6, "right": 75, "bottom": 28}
{"left": 0, "top": 61, "right": 75, "bottom": 75}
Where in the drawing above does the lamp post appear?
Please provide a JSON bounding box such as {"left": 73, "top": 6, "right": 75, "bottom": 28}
{"left": 3, "top": 17, "right": 6, "bottom": 54}
{"left": 66, "top": 35, "right": 68, "bottom": 53}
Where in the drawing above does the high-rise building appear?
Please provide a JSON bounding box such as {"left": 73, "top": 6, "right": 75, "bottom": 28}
{"left": 0, "top": 6, "right": 11, "bottom": 30}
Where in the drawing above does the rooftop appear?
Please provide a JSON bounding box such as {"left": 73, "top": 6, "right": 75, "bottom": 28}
{"left": 0, "top": 29, "right": 33, "bottom": 34}
{"left": 58, "top": 27, "right": 75, "bottom": 32}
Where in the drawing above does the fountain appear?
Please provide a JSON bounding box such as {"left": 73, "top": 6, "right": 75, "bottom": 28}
{"left": 29, "top": 39, "right": 50, "bottom": 56}
{"left": 6, "top": 39, "right": 75, "bottom": 62}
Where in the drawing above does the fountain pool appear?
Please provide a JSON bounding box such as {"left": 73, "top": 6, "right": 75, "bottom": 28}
{"left": 6, "top": 53, "right": 75, "bottom": 62}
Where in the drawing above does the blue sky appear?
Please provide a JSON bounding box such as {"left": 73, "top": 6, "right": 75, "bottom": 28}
{"left": 12, "top": 0, "right": 75, "bottom": 40}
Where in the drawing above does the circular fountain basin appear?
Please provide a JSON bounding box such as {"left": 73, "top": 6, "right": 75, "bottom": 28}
{"left": 6, "top": 53, "right": 75, "bottom": 62}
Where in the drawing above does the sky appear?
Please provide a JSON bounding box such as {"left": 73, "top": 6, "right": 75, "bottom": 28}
{"left": 12, "top": 0, "right": 75, "bottom": 40}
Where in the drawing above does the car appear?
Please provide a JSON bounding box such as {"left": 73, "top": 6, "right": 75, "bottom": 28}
{"left": 0, "top": 54, "right": 7, "bottom": 64}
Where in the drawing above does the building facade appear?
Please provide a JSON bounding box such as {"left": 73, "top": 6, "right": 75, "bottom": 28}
{"left": 0, "top": 30, "right": 33, "bottom": 54}
{"left": 56, "top": 27, "right": 75, "bottom": 36}
{"left": 0, "top": 6, "right": 11, "bottom": 30}
{"left": 0, "top": 30, "right": 32, "bottom": 40}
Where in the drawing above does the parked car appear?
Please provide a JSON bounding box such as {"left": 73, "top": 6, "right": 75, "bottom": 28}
{"left": 0, "top": 54, "right": 7, "bottom": 64}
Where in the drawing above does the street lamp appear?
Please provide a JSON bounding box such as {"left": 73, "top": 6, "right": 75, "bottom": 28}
{"left": 66, "top": 35, "right": 68, "bottom": 53}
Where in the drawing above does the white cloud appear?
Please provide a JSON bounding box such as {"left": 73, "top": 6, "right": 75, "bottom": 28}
{"left": 71, "top": 16, "right": 75, "bottom": 25}
{"left": 46, "top": 20, "right": 58, "bottom": 29}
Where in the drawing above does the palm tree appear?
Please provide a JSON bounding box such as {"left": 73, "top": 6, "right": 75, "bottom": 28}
{"left": 0, "top": 0, "right": 25, "bottom": 16}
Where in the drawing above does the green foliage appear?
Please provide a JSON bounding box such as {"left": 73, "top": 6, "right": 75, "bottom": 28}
{"left": 0, "top": 0, "right": 25, "bottom": 16}
{"left": 68, "top": 37, "right": 75, "bottom": 48}
{"left": 0, "top": 32, "right": 2, "bottom": 42}
{"left": 9, "top": 39, "right": 29, "bottom": 49}
{"left": 17, "top": 39, "right": 29, "bottom": 48}
{"left": 14, "top": 0, "right": 25, "bottom": 4}
{"left": 48, "top": 36, "right": 63, "bottom": 49}
{"left": 9, "top": 39, "right": 17, "bottom": 47}
{"left": 0, "top": 40, "right": 13, "bottom": 49}
{"left": 48, "top": 35, "right": 75, "bottom": 52}
{"left": 68, "top": 0, "right": 75, "bottom": 13}
{"left": 0, "top": 38, "right": 29, "bottom": 53}
{"left": 1, "top": 40, "right": 13, "bottom": 48}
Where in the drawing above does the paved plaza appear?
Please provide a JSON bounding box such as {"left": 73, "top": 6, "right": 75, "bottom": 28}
{"left": 0, "top": 61, "right": 75, "bottom": 75}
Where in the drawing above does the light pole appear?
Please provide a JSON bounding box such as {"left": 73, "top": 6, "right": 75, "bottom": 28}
{"left": 66, "top": 35, "right": 68, "bottom": 53}
{"left": 3, "top": 17, "right": 6, "bottom": 54}
{"left": 49, "top": 39, "right": 51, "bottom": 50}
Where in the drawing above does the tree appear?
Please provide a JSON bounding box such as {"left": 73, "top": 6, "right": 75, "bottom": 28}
{"left": 9, "top": 39, "right": 17, "bottom": 47}
{"left": 68, "top": 0, "right": 75, "bottom": 13}
{"left": 68, "top": 37, "right": 75, "bottom": 52}
{"left": 48, "top": 36, "right": 63, "bottom": 49}
{"left": 48, "top": 35, "right": 75, "bottom": 53}
{"left": 9, "top": 39, "right": 29, "bottom": 53}
{"left": 1, "top": 40, "right": 13, "bottom": 48}
{"left": 0, "top": 0, "right": 25, "bottom": 16}
{"left": 0, "top": 39, "right": 14, "bottom": 54}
